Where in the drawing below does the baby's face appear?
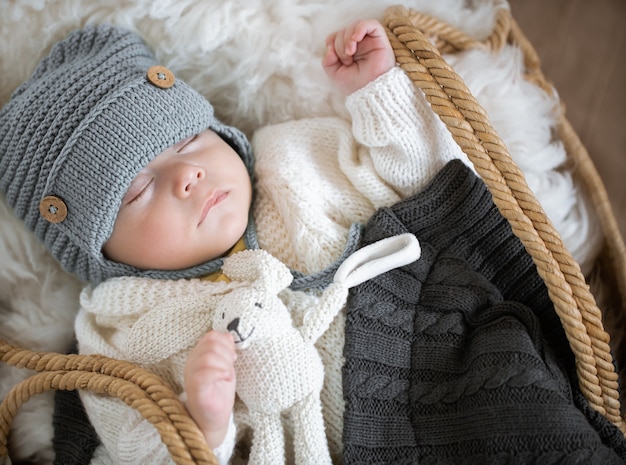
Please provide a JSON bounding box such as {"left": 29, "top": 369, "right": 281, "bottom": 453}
{"left": 103, "top": 129, "right": 252, "bottom": 270}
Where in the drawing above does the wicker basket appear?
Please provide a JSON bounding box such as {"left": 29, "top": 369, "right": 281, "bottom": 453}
{"left": 1, "top": 4, "right": 625, "bottom": 465}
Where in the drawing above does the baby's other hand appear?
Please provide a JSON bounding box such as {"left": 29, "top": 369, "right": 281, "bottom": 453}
{"left": 184, "top": 330, "right": 237, "bottom": 449}
{"left": 322, "top": 19, "right": 395, "bottom": 95}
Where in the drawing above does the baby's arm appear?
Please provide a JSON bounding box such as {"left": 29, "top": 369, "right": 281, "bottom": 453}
{"left": 322, "top": 20, "right": 468, "bottom": 199}
{"left": 183, "top": 330, "right": 237, "bottom": 451}
{"left": 323, "top": 19, "right": 395, "bottom": 95}
{"left": 341, "top": 64, "right": 471, "bottom": 204}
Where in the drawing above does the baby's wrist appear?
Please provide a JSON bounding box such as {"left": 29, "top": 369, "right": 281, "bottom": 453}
{"left": 181, "top": 392, "right": 232, "bottom": 449}
{"left": 202, "top": 423, "right": 231, "bottom": 449}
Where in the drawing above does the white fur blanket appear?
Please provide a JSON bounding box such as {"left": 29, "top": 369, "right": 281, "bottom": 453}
{"left": 0, "top": 0, "right": 602, "bottom": 463}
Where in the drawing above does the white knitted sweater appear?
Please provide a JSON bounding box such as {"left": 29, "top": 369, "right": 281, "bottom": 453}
{"left": 76, "top": 66, "right": 470, "bottom": 465}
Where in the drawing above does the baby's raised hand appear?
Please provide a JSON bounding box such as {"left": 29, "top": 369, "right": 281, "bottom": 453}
{"left": 184, "top": 330, "right": 237, "bottom": 449}
{"left": 322, "top": 19, "right": 395, "bottom": 95}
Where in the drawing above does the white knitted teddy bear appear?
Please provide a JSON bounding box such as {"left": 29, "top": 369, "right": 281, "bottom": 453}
{"left": 212, "top": 233, "right": 420, "bottom": 465}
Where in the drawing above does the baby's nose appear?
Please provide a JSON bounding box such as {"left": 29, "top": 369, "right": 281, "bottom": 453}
{"left": 173, "top": 163, "right": 204, "bottom": 197}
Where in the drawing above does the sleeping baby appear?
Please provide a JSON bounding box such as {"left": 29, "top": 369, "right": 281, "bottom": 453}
{"left": 0, "top": 18, "right": 469, "bottom": 464}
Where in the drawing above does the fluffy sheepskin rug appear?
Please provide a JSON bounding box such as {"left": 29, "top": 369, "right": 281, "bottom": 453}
{"left": 0, "top": 0, "right": 603, "bottom": 463}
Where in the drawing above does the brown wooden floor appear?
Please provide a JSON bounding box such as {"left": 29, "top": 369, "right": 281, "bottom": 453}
{"left": 508, "top": 0, "right": 626, "bottom": 240}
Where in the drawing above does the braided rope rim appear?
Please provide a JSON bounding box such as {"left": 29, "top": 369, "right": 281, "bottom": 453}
{"left": 383, "top": 4, "right": 625, "bottom": 433}
{"left": 0, "top": 341, "right": 217, "bottom": 465}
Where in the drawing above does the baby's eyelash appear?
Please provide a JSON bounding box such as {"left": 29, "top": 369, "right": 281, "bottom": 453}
{"left": 176, "top": 133, "right": 199, "bottom": 153}
{"left": 127, "top": 178, "right": 154, "bottom": 204}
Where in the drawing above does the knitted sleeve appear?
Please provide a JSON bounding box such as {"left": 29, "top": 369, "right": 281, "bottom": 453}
{"left": 75, "top": 277, "right": 235, "bottom": 465}
{"left": 78, "top": 393, "right": 235, "bottom": 465}
{"left": 79, "top": 392, "right": 176, "bottom": 465}
{"left": 343, "top": 66, "right": 473, "bottom": 207}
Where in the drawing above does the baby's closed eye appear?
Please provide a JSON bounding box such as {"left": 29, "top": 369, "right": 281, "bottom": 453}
{"left": 124, "top": 174, "right": 154, "bottom": 205}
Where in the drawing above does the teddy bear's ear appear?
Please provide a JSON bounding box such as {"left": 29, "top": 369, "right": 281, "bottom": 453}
{"left": 222, "top": 249, "right": 293, "bottom": 292}
{"left": 334, "top": 233, "right": 421, "bottom": 288}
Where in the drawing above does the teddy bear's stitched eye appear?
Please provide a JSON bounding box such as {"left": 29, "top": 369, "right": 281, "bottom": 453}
{"left": 221, "top": 312, "right": 225, "bottom": 319}
{"left": 255, "top": 302, "right": 263, "bottom": 308}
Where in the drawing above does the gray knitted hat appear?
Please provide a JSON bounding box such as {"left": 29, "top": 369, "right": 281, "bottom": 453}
{"left": 0, "top": 24, "right": 255, "bottom": 285}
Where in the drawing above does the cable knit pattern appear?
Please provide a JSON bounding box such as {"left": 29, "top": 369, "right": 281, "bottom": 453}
{"left": 342, "top": 160, "right": 626, "bottom": 464}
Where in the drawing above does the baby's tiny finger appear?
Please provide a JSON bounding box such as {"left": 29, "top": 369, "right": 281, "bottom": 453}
{"left": 334, "top": 32, "right": 353, "bottom": 65}
{"left": 322, "top": 43, "right": 338, "bottom": 67}
{"left": 343, "top": 25, "right": 360, "bottom": 55}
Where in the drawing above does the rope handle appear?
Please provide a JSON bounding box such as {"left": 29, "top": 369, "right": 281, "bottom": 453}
{"left": 0, "top": 340, "right": 218, "bottom": 465}
{"left": 382, "top": 3, "right": 625, "bottom": 433}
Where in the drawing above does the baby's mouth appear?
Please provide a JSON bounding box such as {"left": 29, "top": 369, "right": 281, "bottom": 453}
{"left": 198, "top": 191, "right": 228, "bottom": 225}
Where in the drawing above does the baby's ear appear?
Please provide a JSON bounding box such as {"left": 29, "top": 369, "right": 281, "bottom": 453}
{"left": 222, "top": 249, "right": 293, "bottom": 292}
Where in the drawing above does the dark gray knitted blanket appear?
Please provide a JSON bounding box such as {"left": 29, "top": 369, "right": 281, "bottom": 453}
{"left": 342, "top": 160, "right": 626, "bottom": 465}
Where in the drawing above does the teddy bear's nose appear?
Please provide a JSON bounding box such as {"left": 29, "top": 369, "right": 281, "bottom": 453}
{"left": 227, "top": 318, "right": 240, "bottom": 332}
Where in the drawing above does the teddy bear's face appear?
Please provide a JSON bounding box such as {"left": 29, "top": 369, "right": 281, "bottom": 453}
{"left": 214, "top": 288, "right": 295, "bottom": 349}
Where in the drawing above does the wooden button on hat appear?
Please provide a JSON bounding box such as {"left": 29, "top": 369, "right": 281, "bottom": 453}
{"left": 39, "top": 195, "right": 68, "bottom": 223}
{"left": 147, "top": 65, "right": 175, "bottom": 89}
